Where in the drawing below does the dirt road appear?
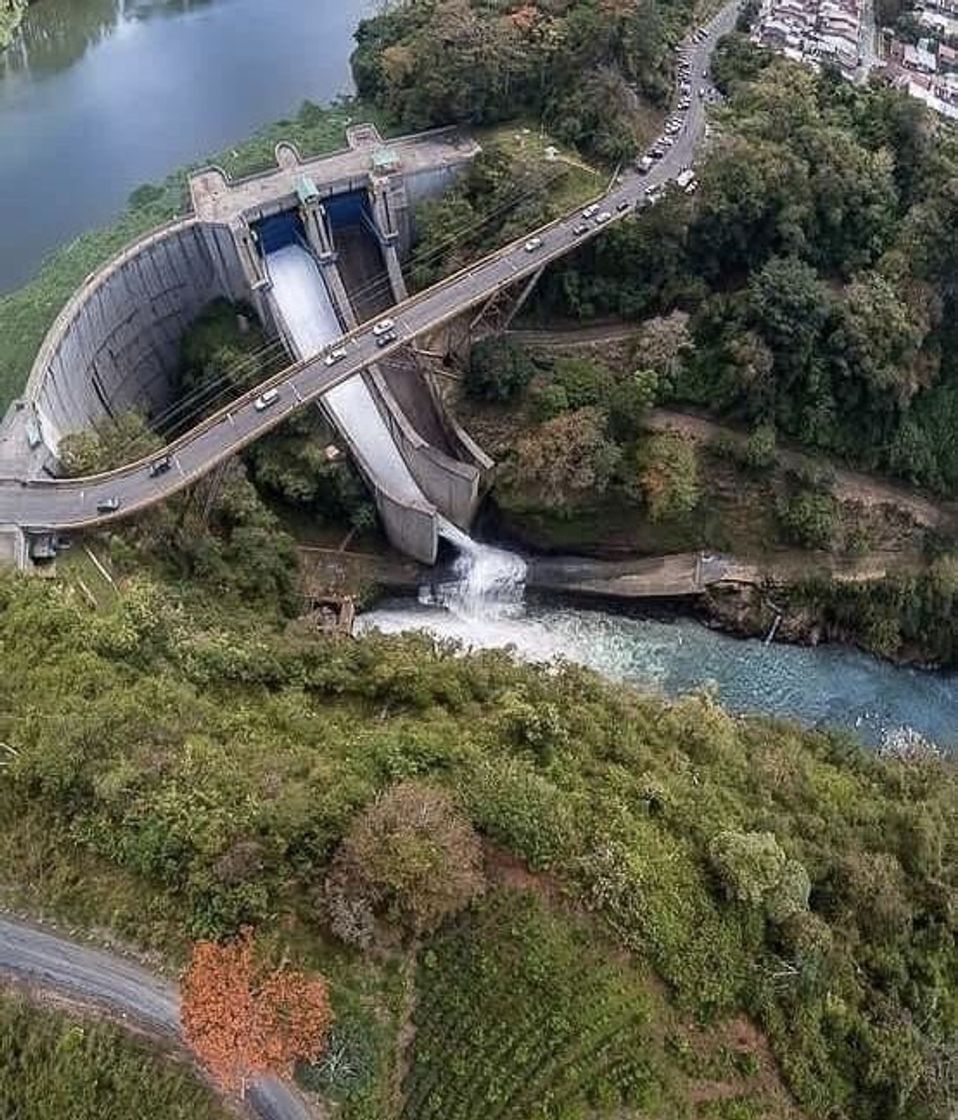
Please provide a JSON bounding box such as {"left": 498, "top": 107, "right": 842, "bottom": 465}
{"left": 0, "top": 917, "right": 314, "bottom": 1120}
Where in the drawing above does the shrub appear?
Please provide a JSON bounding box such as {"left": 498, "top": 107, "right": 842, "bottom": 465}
{"left": 323, "top": 782, "right": 485, "bottom": 946}
{"left": 708, "top": 830, "right": 810, "bottom": 925}
{"left": 633, "top": 432, "right": 701, "bottom": 521}
{"left": 503, "top": 407, "right": 621, "bottom": 509}
{"left": 744, "top": 423, "right": 777, "bottom": 471}
{"left": 607, "top": 369, "right": 659, "bottom": 445}
{"left": 59, "top": 411, "right": 162, "bottom": 477}
{"left": 776, "top": 490, "right": 838, "bottom": 550}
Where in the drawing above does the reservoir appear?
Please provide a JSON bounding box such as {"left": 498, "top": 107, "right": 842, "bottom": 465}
{"left": 0, "top": 0, "right": 370, "bottom": 292}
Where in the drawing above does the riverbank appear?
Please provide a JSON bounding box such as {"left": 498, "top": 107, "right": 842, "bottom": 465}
{"left": 294, "top": 527, "right": 958, "bottom": 674}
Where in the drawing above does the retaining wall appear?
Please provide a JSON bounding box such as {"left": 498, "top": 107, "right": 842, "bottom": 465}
{"left": 25, "top": 220, "right": 248, "bottom": 457}
{"left": 366, "top": 367, "right": 480, "bottom": 529}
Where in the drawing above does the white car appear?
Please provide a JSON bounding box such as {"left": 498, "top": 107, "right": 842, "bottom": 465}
{"left": 254, "top": 387, "right": 280, "bottom": 412}
{"left": 372, "top": 317, "right": 395, "bottom": 336}
{"left": 582, "top": 204, "right": 599, "bottom": 219}
{"left": 324, "top": 347, "right": 347, "bottom": 366}
{"left": 594, "top": 210, "right": 612, "bottom": 224}
{"left": 524, "top": 236, "right": 543, "bottom": 252}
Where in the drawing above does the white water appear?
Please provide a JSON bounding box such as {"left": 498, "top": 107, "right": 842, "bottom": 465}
{"left": 265, "top": 242, "right": 529, "bottom": 603}
{"left": 427, "top": 518, "right": 528, "bottom": 620}
{"left": 357, "top": 598, "right": 958, "bottom": 752}
{"left": 265, "top": 243, "right": 424, "bottom": 505}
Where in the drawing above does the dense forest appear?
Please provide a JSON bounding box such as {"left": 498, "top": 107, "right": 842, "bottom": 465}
{"left": 0, "top": 572, "right": 954, "bottom": 1119}
{"left": 528, "top": 38, "right": 958, "bottom": 495}
{"left": 351, "top": 0, "right": 686, "bottom": 161}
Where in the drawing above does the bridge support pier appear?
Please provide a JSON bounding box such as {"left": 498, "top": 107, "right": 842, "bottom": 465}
{"left": 300, "top": 200, "right": 358, "bottom": 330}
{"left": 369, "top": 183, "right": 409, "bottom": 304}
{"left": 501, "top": 265, "right": 544, "bottom": 330}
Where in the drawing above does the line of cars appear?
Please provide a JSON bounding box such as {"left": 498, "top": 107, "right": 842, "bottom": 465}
{"left": 636, "top": 30, "right": 712, "bottom": 180}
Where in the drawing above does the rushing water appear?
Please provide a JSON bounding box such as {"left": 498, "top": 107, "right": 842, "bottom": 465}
{"left": 429, "top": 521, "right": 528, "bottom": 620}
{"left": 0, "top": 0, "right": 371, "bottom": 292}
{"left": 360, "top": 553, "right": 958, "bottom": 752}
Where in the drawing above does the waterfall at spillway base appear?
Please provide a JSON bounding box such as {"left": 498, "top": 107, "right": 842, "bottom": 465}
{"left": 425, "top": 518, "right": 527, "bottom": 621}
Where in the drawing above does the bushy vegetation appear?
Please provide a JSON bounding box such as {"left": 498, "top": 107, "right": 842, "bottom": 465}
{"left": 466, "top": 337, "right": 538, "bottom": 403}
{"left": 323, "top": 782, "right": 484, "bottom": 947}
{"left": 0, "top": 993, "right": 230, "bottom": 1120}
{"left": 60, "top": 411, "right": 163, "bottom": 476}
{"left": 793, "top": 554, "right": 958, "bottom": 663}
{"left": 0, "top": 573, "right": 954, "bottom": 1118}
{"left": 536, "top": 42, "right": 958, "bottom": 496}
{"left": 0, "top": 0, "right": 25, "bottom": 49}
{"left": 633, "top": 431, "right": 701, "bottom": 521}
{"left": 352, "top": 0, "right": 685, "bottom": 163}
{"left": 410, "top": 142, "right": 598, "bottom": 290}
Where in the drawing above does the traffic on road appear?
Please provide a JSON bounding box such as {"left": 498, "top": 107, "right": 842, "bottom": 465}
{"left": 0, "top": 0, "right": 741, "bottom": 535}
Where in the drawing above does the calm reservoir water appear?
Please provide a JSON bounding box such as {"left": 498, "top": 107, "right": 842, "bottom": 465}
{"left": 0, "top": 0, "right": 370, "bottom": 292}
{"left": 360, "top": 597, "right": 958, "bottom": 753}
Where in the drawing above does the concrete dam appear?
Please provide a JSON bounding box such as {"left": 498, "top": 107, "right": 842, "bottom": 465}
{"left": 0, "top": 124, "right": 491, "bottom": 565}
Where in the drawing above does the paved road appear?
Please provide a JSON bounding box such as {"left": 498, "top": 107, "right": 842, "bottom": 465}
{"left": 0, "top": 917, "right": 314, "bottom": 1120}
{"left": 0, "top": 1, "right": 741, "bottom": 535}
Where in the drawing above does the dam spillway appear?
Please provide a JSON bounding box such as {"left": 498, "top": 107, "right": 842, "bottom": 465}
{"left": 264, "top": 240, "right": 429, "bottom": 510}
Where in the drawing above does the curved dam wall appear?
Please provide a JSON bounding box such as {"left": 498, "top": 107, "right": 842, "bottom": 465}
{"left": 25, "top": 219, "right": 248, "bottom": 457}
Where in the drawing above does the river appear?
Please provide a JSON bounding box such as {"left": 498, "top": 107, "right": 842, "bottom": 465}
{"left": 358, "top": 546, "right": 958, "bottom": 753}
{"left": 0, "top": 0, "right": 370, "bottom": 293}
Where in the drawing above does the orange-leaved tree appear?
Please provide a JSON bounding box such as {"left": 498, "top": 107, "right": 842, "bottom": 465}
{"left": 182, "top": 928, "right": 332, "bottom": 1094}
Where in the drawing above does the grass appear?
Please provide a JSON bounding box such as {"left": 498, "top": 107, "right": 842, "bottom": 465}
{"left": 0, "top": 97, "right": 387, "bottom": 414}
{"left": 0, "top": 991, "right": 230, "bottom": 1120}
{"left": 404, "top": 887, "right": 800, "bottom": 1120}
{"left": 476, "top": 121, "right": 606, "bottom": 215}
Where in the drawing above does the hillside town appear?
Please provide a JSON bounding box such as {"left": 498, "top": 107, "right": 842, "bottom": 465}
{"left": 752, "top": 0, "right": 958, "bottom": 117}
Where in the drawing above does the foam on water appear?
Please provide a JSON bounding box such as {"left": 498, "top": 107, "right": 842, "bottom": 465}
{"left": 357, "top": 599, "right": 958, "bottom": 752}
{"left": 427, "top": 518, "right": 528, "bottom": 621}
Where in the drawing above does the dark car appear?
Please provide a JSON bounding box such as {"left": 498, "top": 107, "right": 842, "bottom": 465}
{"left": 616, "top": 199, "right": 630, "bottom": 211}
{"left": 149, "top": 456, "right": 172, "bottom": 478}
{"left": 96, "top": 496, "right": 120, "bottom": 514}
{"left": 572, "top": 222, "right": 589, "bottom": 236}
{"left": 376, "top": 329, "right": 398, "bottom": 348}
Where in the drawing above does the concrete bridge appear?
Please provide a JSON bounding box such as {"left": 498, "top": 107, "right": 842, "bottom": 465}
{"left": 0, "top": 3, "right": 739, "bottom": 568}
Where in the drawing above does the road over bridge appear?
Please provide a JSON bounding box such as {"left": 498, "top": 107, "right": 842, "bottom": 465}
{"left": 0, "top": 1, "right": 740, "bottom": 537}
